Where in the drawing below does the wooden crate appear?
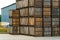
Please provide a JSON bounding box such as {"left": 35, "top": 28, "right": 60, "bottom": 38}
{"left": 29, "top": 18, "right": 34, "bottom": 25}
{"left": 35, "top": 32, "right": 42, "bottom": 36}
{"left": 52, "top": 28, "right": 59, "bottom": 32}
{"left": 53, "top": 1, "right": 59, "bottom": 8}
{"left": 20, "top": 8, "right": 28, "bottom": 16}
{"left": 29, "top": 8, "right": 34, "bottom": 16}
{"left": 9, "top": 27, "right": 13, "bottom": 34}
{"left": 9, "top": 18, "right": 12, "bottom": 25}
{"left": 35, "top": 0, "right": 42, "bottom": 7}
{"left": 19, "top": 27, "right": 24, "bottom": 34}
{"left": 16, "top": 0, "right": 28, "bottom": 8}
{"left": 9, "top": 10, "right": 12, "bottom": 17}
{"left": 12, "top": 27, "right": 19, "bottom": 34}
{"left": 44, "top": 32, "right": 51, "bottom": 36}
{"left": 44, "top": 1, "right": 50, "bottom": 8}
{"left": 16, "top": 0, "right": 21, "bottom": 2}
{"left": 12, "top": 18, "right": 19, "bottom": 26}
{"left": 44, "top": 0, "right": 50, "bottom": 1}
{"left": 29, "top": 0, "right": 34, "bottom": 6}
{"left": 52, "top": 32, "right": 59, "bottom": 36}
{"left": 22, "top": 0, "right": 28, "bottom": 7}
{"left": 16, "top": 1, "right": 23, "bottom": 8}
{"left": 17, "top": 27, "right": 20, "bottom": 34}
{"left": 29, "top": 27, "right": 34, "bottom": 35}
{"left": 24, "top": 27, "right": 28, "bottom": 34}
{"left": 53, "top": 0, "right": 59, "bottom": 1}
{"left": 20, "top": 18, "right": 28, "bottom": 25}
{"left": 36, "top": 22, "right": 42, "bottom": 27}
{"left": 12, "top": 10, "right": 19, "bottom": 17}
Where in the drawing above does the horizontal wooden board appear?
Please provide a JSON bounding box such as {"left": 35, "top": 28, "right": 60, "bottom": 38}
{"left": 35, "top": 28, "right": 42, "bottom": 32}
{"left": 35, "top": 32, "right": 42, "bottom": 36}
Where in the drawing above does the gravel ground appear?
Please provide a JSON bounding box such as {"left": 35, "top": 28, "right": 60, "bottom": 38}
{"left": 0, "top": 34, "right": 60, "bottom": 40}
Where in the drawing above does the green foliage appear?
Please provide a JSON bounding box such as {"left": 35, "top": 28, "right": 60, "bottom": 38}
{"left": 0, "top": 15, "right": 1, "bottom": 22}
{"left": 0, "top": 28, "right": 7, "bottom": 32}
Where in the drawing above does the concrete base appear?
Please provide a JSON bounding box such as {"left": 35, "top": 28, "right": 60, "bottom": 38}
{"left": 0, "top": 34, "right": 60, "bottom": 40}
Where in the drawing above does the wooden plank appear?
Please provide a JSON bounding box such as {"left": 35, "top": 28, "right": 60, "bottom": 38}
{"left": 35, "top": 32, "right": 42, "bottom": 36}
{"left": 35, "top": 28, "right": 42, "bottom": 32}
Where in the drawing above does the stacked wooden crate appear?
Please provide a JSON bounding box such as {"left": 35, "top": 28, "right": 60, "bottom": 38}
{"left": 9, "top": 10, "right": 20, "bottom": 34}
{"left": 9, "top": 0, "right": 43, "bottom": 36}
{"left": 9, "top": 0, "right": 60, "bottom": 36}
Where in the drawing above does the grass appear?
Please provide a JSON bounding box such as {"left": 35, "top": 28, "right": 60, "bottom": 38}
{"left": 0, "top": 22, "right": 8, "bottom": 33}
{"left": 0, "top": 22, "right": 7, "bottom": 32}
{"left": 0, "top": 28, "right": 7, "bottom": 32}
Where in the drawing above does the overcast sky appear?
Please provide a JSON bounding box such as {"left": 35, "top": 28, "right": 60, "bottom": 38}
{"left": 0, "top": 0, "right": 16, "bottom": 15}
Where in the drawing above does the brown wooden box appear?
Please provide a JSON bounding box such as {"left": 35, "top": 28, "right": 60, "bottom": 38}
{"left": 12, "top": 10, "right": 19, "bottom": 17}
{"left": 29, "top": 8, "right": 34, "bottom": 16}
{"left": 24, "top": 27, "right": 28, "bottom": 34}
{"left": 16, "top": 1, "right": 23, "bottom": 8}
{"left": 9, "top": 18, "right": 12, "bottom": 25}
{"left": 9, "top": 27, "right": 13, "bottom": 34}
{"left": 29, "top": 0, "right": 34, "bottom": 6}
{"left": 20, "top": 8, "right": 28, "bottom": 16}
{"left": 29, "top": 27, "right": 35, "bottom": 35}
{"left": 53, "top": 1, "right": 59, "bottom": 8}
{"left": 9, "top": 10, "right": 12, "bottom": 17}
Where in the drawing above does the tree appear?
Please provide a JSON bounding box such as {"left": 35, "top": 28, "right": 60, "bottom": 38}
{"left": 0, "top": 15, "right": 1, "bottom": 22}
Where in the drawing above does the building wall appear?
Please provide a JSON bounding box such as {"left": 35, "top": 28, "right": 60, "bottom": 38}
{"left": 1, "top": 3, "right": 16, "bottom": 22}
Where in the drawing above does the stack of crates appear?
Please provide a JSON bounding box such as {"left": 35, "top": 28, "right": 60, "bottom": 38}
{"left": 9, "top": 0, "right": 60, "bottom": 36}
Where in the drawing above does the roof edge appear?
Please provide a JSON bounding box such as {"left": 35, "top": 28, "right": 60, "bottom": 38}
{"left": 1, "top": 3, "right": 16, "bottom": 9}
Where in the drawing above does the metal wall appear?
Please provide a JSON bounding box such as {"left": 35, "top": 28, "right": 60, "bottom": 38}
{"left": 1, "top": 3, "right": 16, "bottom": 22}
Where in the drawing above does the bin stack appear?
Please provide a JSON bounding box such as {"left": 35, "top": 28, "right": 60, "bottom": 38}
{"left": 9, "top": 0, "right": 60, "bottom": 36}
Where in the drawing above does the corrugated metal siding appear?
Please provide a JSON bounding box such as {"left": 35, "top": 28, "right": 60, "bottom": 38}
{"left": 1, "top": 3, "right": 16, "bottom": 22}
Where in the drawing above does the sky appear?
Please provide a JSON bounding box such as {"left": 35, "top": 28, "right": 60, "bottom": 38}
{"left": 0, "top": 0, "right": 16, "bottom": 15}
